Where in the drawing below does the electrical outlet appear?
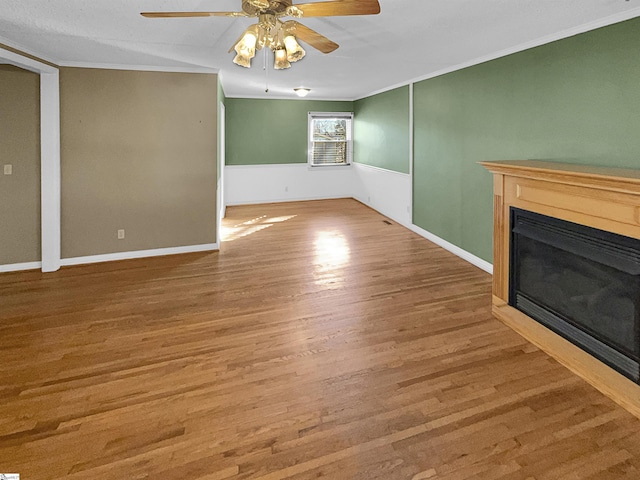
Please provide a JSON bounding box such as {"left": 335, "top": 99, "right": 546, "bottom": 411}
{"left": 117, "top": 229, "right": 125, "bottom": 240}
{"left": 285, "top": 186, "right": 289, "bottom": 192}
{"left": 3, "top": 164, "right": 12, "bottom": 175}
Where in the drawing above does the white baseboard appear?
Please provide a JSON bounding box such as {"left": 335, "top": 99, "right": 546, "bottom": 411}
{"left": 0, "top": 261, "right": 43, "bottom": 273}
{"left": 227, "top": 194, "right": 351, "bottom": 206}
{"left": 408, "top": 224, "right": 493, "bottom": 274}
{"left": 61, "top": 243, "right": 219, "bottom": 267}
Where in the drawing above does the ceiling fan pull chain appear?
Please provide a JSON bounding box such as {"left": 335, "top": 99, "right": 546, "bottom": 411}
{"left": 264, "top": 47, "right": 269, "bottom": 93}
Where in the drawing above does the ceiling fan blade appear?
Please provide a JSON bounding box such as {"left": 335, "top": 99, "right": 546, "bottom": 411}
{"left": 141, "top": 11, "right": 246, "bottom": 18}
{"left": 284, "top": 21, "right": 339, "bottom": 54}
{"left": 295, "top": 0, "right": 380, "bottom": 17}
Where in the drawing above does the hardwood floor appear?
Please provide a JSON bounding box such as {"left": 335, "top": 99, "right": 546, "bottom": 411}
{"left": 1, "top": 198, "right": 639, "bottom": 479}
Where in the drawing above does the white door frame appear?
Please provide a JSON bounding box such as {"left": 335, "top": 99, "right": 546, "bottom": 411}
{"left": 0, "top": 47, "right": 61, "bottom": 272}
{"left": 217, "top": 101, "right": 226, "bottom": 245}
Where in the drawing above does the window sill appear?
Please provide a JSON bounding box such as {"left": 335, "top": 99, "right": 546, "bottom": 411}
{"left": 308, "top": 163, "right": 352, "bottom": 170}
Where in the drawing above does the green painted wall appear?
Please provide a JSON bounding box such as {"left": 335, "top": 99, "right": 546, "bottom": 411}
{"left": 225, "top": 98, "right": 353, "bottom": 165}
{"left": 413, "top": 17, "right": 640, "bottom": 263}
{"left": 354, "top": 86, "right": 410, "bottom": 174}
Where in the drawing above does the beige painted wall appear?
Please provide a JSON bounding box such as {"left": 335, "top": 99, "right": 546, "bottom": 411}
{"left": 0, "top": 65, "right": 41, "bottom": 264}
{"left": 60, "top": 68, "right": 218, "bottom": 258}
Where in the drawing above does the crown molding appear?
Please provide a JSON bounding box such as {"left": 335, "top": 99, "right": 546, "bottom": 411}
{"left": 0, "top": 34, "right": 59, "bottom": 66}
{"left": 58, "top": 61, "right": 219, "bottom": 74}
{"left": 225, "top": 93, "right": 354, "bottom": 102}
{"left": 355, "top": 8, "right": 640, "bottom": 101}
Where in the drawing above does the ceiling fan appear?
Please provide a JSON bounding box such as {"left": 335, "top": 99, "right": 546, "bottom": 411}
{"left": 141, "top": 0, "right": 381, "bottom": 70}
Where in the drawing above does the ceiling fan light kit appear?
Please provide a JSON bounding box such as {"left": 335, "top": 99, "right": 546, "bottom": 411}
{"left": 142, "top": 0, "right": 380, "bottom": 90}
{"left": 231, "top": 14, "right": 306, "bottom": 70}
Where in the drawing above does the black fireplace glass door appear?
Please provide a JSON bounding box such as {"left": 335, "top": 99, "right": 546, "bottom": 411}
{"left": 509, "top": 208, "right": 640, "bottom": 375}
{"left": 515, "top": 234, "right": 638, "bottom": 357}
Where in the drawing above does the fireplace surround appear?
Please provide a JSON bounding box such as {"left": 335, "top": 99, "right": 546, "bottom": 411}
{"left": 481, "top": 160, "right": 640, "bottom": 418}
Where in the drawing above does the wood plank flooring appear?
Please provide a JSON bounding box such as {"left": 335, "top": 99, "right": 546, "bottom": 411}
{"left": 1, "top": 198, "right": 639, "bottom": 479}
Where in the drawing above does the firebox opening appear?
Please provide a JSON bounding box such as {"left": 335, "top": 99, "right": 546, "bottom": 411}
{"left": 509, "top": 207, "right": 640, "bottom": 382}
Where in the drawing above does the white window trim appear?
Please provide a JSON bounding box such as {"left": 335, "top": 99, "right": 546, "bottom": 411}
{"left": 308, "top": 111, "right": 354, "bottom": 167}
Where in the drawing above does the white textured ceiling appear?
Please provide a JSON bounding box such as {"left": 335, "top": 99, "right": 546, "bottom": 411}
{"left": 1, "top": 0, "right": 639, "bottom": 100}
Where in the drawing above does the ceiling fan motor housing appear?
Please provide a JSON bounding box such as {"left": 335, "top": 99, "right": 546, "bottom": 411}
{"left": 243, "top": 0, "right": 292, "bottom": 16}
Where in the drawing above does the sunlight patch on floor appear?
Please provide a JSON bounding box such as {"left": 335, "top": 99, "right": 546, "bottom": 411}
{"left": 313, "top": 231, "right": 351, "bottom": 288}
{"left": 222, "top": 214, "right": 297, "bottom": 241}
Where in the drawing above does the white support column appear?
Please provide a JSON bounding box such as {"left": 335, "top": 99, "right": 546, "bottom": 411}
{"left": 40, "top": 71, "right": 61, "bottom": 272}
{"left": 409, "top": 82, "right": 414, "bottom": 223}
{"left": 409, "top": 82, "right": 414, "bottom": 177}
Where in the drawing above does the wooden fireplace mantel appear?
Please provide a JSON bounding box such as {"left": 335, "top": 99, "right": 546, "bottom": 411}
{"left": 480, "top": 160, "right": 640, "bottom": 419}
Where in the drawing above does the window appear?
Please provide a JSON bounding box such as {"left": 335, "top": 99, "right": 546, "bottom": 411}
{"left": 308, "top": 112, "right": 353, "bottom": 166}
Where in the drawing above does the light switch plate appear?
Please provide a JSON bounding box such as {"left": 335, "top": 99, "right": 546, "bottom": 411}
{"left": 4, "top": 164, "right": 12, "bottom": 175}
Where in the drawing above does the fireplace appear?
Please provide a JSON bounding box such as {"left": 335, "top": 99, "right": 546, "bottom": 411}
{"left": 509, "top": 207, "right": 640, "bottom": 382}
{"left": 480, "top": 160, "right": 640, "bottom": 419}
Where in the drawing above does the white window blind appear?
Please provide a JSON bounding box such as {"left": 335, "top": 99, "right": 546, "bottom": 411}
{"left": 308, "top": 112, "right": 353, "bottom": 166}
